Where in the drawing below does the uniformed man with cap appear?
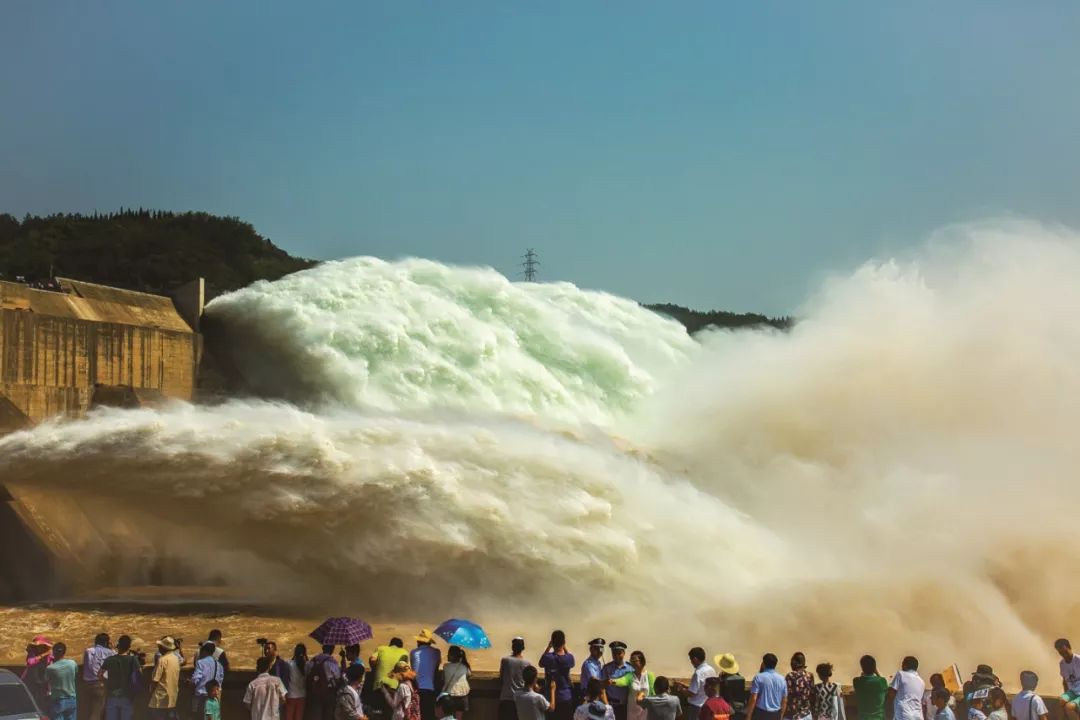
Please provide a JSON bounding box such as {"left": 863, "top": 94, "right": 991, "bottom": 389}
{"left": 580, "top": 639, "right": 607, "bottom": 699}
{"left": 603, "top": 642, "right": 634, "bottom": 720}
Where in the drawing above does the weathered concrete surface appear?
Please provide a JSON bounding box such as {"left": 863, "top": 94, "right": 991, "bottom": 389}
{"left": 0, "top": 278, "right": 202, "bottom": 601}
{"left": 0, "top": 279, "right": 199, "bottom": 422}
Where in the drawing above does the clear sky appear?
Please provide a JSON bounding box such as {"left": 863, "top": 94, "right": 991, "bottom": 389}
{"left": 3, "top": 1, "right": 1080, "bottom": 314}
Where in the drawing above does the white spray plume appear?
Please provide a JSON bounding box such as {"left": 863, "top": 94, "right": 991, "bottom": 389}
{"left": 203, "top": 257, "right": 696, "bottom": 426}
{"left": 2, "top": 220, "right": 1079, "bottom": 682}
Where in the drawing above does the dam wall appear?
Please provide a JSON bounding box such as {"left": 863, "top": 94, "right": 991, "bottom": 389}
{"left": 0, "top": 278, "right": 200, "bottom": 423}
{"left": 0, "top": 278, "right": 202, "bottom": 601}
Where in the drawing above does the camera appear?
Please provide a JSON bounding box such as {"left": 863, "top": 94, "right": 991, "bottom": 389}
{"left": 256, "top": 638, "right": 268, "bottom": 646}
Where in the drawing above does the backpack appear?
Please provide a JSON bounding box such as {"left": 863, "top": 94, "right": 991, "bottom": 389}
{"left": 308, "top": 658, "right": 339, "bottom": 699}
{"left": 404, "top": 682, "right": 422, "bottom": 720}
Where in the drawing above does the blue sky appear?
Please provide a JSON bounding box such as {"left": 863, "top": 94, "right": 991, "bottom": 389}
{"left": 3, "top": 1, "right": 1080, "bottom": 314}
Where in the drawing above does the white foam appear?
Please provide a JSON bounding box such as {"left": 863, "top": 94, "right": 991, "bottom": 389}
{"left": 4, "top": 222, "right": 1080, "bottom": 681}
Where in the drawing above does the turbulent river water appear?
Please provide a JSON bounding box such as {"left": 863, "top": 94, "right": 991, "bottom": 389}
{"left": 2, "top": 219, "right": 1079, "bottom": 681}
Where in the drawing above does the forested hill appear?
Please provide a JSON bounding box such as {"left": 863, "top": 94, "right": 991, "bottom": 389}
{"left": 0, "top": 210, "right": 788, "bottom": 332}
{"left": 644, "top": 303, "right": 792, "bottom": 333}
{"left": 0, "top": 210, "right": 315, "bottom": 295}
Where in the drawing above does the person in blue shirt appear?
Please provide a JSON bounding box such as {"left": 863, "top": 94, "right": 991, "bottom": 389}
{"left": 540, "top": 631, "right": 576, "bottom": 720}
{"left": 308, "top": 646, "right": 343, "bottom": 720}
{"left": 581, "top": 640, "right": 607, "bottom": 699}
{"left": 191, "top": 642, "right": 225, "bottom": 720}
{"left": 410, "top": 629, "right": 442, "bottom": 720}
{"left": 745, "top": 654, "right": 788, "bottom": 720}
{"left": 603, "top": 642, "right": 634, "bottom": 720}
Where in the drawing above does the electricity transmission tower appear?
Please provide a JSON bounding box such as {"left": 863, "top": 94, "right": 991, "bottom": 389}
{"left": 521, "top": 248, "right": 540, "bottom": 281}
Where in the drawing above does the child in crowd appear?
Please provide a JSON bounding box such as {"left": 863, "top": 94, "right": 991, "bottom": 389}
{"left": 205, "top": 681, "right": 222, "bottom": 720}
{"left": 637, "top": 677, "right": 682, "bottom": 720}
{"left": 923, "top": 674, "right": 956, "bottom": 720}
{"left": 932, "top": 689, "right": 956, "bottom": 720}
{"left": 514, "top": 666, "right": 551, "bottom": 720}
{"left": 701, "top": 677, "right": 733, "bottom": 720}
{"left": 383, "top": 661, "right": 420, "bottom": 720}
{"left": 967, "top": 690, "right": 989, "bottom": 720}
{"left": 813, "top": 663, "right": 845, "bottom": 720}
{"left": 986, "top": 688, "right": 1007, "bottom": 720}
{"left": 437, "top": 695, "right": 457, "bottom": 720}
{"left": 575, "top": 679, "right": 614, "bottom": 720}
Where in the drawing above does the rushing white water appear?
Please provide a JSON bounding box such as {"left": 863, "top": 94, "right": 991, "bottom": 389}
{"left": 3, "top": 220, "right": 1080, "bottom": 680}
{"left": 204, "top": 257, "right": 697, "bottom": 426}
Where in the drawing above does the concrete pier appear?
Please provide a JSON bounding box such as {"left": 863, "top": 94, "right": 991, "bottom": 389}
{"left": 0, "top": 278, "right": 202, "bottom": 601}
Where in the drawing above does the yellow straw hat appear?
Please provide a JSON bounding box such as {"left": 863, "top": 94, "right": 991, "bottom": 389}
{"left": 714, "top": 653, "right": 739, "bottom": 675}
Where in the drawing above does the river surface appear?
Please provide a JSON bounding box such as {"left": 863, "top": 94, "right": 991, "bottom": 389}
{"left": 0, "top": 598, "right": 509, "bottom": 672}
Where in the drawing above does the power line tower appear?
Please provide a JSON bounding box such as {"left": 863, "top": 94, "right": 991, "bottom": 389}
{"left": 521, "top": 248, "right": 540, "bottom": 281}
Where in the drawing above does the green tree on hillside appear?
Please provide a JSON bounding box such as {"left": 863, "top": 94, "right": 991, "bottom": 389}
{"left": 0, "top": 210, "right": 315, "bottom": 294}
{"left": 644, "top": 302, "right": 792, "bottom": 333}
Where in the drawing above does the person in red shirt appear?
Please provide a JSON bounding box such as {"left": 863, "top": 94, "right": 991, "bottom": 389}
{"left": 701, "top": 678, "right": 734, "bottom": 720}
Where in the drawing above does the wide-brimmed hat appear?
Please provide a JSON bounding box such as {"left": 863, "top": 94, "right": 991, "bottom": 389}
{"left": 415, "top": 629, "right": 437, "bottom": 644}
{"left": 158, "top": 636, "right": 177, "bottom": 651}
{"left": 30, "top": 635, "right": 53, "bottom": 648}
{"left": 714, "top": 653, "right": 739, "bottom": 675}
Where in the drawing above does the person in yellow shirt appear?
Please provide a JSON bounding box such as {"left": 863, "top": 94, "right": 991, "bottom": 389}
{"left": 149, "top": 637, "right": 181, "bottom": 720}
{"left": 368, "top": 638, "right": 409, "bottom": 719}
{"left": 370, "top": 639, "right": 409, "bottom": 691}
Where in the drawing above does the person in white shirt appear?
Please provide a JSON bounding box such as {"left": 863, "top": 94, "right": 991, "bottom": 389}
{"left": 336, "top": 665, "right": 367, "bottom": 720}
{"left": 383, "top": 661, "right": 419, "bottom": 720}
{"left": 515, "top": 665, "right": 552, "bottom": 720}
{"left": 1012, "top": 671, "right": 1049, "bottom": 720}
{"left": 286, "top": 644, "right": 309, "bottom": 720}
{"left": 245, "top": 656, "right": 288, "bottom": 720}
{"left": 206, "top": 631, "right": 230, "bottom": 673}
{"left": 1057, "top": 638, "right": 1080, "bottom": 720}
{"left": 674, "top": 648, "right": 717, "bottom": 720}
{"left": 887, "top": 657, "right": 926, "bottom": 720}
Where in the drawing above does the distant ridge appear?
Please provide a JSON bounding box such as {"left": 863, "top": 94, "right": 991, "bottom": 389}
{"left": 0, "top": 209, "right": 314, "bottom": 296}
{"left": 644, "top": 302, "right": 792, "bottom": 334}
{"left": 0, "top": 210, "right": 784, "bottom": 330}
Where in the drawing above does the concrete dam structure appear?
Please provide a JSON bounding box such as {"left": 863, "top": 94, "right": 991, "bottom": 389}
{"left": 0, "top": 277, "right": 203, "bottom": 600}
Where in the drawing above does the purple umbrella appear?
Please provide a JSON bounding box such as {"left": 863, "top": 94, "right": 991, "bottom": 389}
{"left": 309, "top": 617, "right": 373, "bottom": 646}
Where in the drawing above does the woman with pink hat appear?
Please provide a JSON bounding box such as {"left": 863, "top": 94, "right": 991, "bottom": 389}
{"left": 22, "top": 635, "right": 55, "bottom": 711}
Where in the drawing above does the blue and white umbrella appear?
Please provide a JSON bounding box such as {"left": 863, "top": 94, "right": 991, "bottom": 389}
{"left": 433, "top": 618, "right": 491, "bottom": 649}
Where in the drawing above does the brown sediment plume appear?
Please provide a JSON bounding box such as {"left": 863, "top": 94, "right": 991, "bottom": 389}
{"left": 3, "top": 222, "right": 1080, "bottom": 689}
